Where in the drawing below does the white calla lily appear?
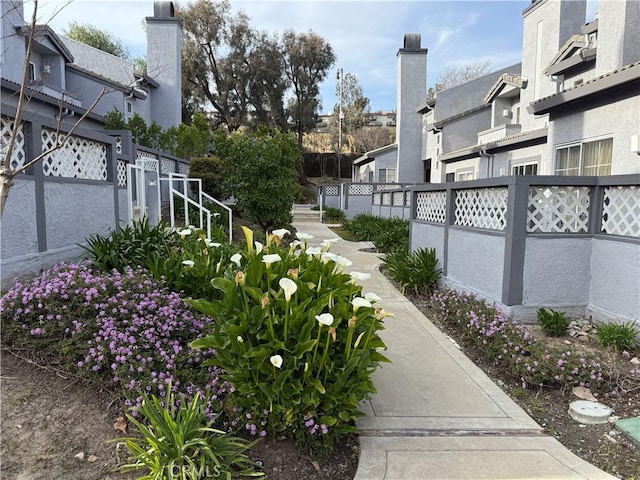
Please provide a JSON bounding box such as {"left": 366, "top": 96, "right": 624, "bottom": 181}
{"left": 349, "top": 271, "right": 371, "bottom": 283}
{"left": 178, "top": 228, "right": 192, "bottom": 237}
{"left": 364, "top": 292, "right": 382, "bottom": 303}
{"left": 296, "top": 232, "right": 314, "bottom": 241}
{"left": 305, "top": 246, "right": 322, "bottom": 256}
{"left": 320, "top": 252, "right": 338, "bottom": 264}
{"left": 270, "top": 354, "right": 283, "bottom": 369}
{"left": 315, "top": 313, "right": 334, "bottom": 326}
{"left": 279, "top": 277, "right": 298, "bottom": 302}
{"left": 206, "top": 241, "right": 222, "bottom": 248}
{"left": 182, "top": 260, "right": 195, "bottom": 267}
{"left": 333, "top": 255, "right": 352, "bottom": 267}
{"left": 255, "top": 241, "right": 264, "bottom": 255}
{"left": 262, "top": 254, "right": 282, "bottom": 267}
{"left": 230, "top": 253, "right": 243, "bottom": 267}
{"left": 351, "top": 297, "right": 372, "bottom": 312}
{"left": 271, "top": 228, "right": 290, "bottom": 239}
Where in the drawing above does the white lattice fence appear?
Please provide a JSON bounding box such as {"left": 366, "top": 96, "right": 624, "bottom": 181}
{"left": 375, "top": 184, "right": 401, "bottom": 191}
{"left": 373, "top": 192, "right": 381, "bottom": 205}
{"left": 455, "top": 188, "right": 508, "bottom": 230}
{"left": 115, "top": 136, "right": 122, "bottom": 154}
{"left": 324, "top": 186, "right": 339, "bottom": 196}
{"left": 117, "top": 160, "right": 127, "bottom": 187}
{"left": 405, "top": 190, "right": 412, "bottom": 207}
{"left": 178, "top": 163, "right": 190, "bottom": 175}
{"left": 527, "top": 186, "right": 590, "bottom": 233}
{"left": 382, "top": 192, "right": 392, "bottom": 205}
{"left": 41, "top": 128, "right": 108, "bottom": 180}
{"left": 601, "top": 186, "right": 640, "bottom": 237}
{"left": 1, "top": 116, "right": 26, "bottom": 170}
{"left": 416, "top": 191, "right": 446, "bottom": 223}
{"left": 348, "top": 183, "right": 373, "bottom": 195}
{"left": 393, "top": 191, "right": 404, "bottom": 205}
{"left": 161, "top": 157, "right": 175, "bottom": 174}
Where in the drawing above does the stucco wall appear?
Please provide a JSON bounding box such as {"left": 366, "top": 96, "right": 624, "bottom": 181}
{"left": 548, "top": 94, "right": 640, "bottom": 175}
{"left": 522, "top": 236, "right": 592, "bottom": 307}
{"left": 118, "top": 188, "right": 129, "bottom": 225}
{"left": 410, "top": 222, "right": 445, "bottom": 270}
{"left": 447, "top": 228, "right": 505, "bottom": 302}
{"left": 44, "top": 181, "right": 116, "bottom": 249}
{"left": 345, "top": 195, "right": 373, "bottom": 219}
{"left": 323, "top": 195, "right": 340, "bottom": 209}
{"left": 588, "top": 237, "right": 640, "bottom": 323}
{"left": 0, "top": 178, "right": 38, "bottom": 258}
{"left": 442, "top": 109, "right": 491, "bottom": 154}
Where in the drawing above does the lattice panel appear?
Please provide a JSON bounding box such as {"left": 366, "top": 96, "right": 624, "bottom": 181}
{"left": 375, "top": 184, "right": 401, "bottom": 191}
{"left": 348, "top": 183, "right": 373, "bottom": 195}
{"left": 41, "top": 129, "right": 107, "bottom": 180}
{"left": 455, "top": 188, "right": 508, "bottom": 230}
{"left": 117, "top": 160, "right": 127, "bottom": 187}
{"left": 178, "top": 163, "right": 190, "bottom": 175}
{"left": 1, "top": 116, "right": 26, "bottom": 170}
{"left": 393, "top": 191, "right": 404, "bottom": 205}
{"left": 136, "top": 158, "right": 158, "bottom": 173}
{"left": 416, "top": 191, "right": 446, "bottom": 223}
{"left": 373, "top": 192, "right": 381, "bottom": 205}
{"left": 527, "top": 186, "right": 590, "bottom": 233}
{"left": 161, "top": 157, "right": 175, "bottom": 174}
{"left": 324, "top": 185, "right": 339, "bottom": 196}
{"left": 405, "top": 190, "right": 412, "bottom": 207}
{"left": 382, "top": 192, "right": 392, "bottom": 205}
{"left": 137, "top": 150, "right": 157, "bottom": 161}
{"left": 601, "top": 186, "right": 640, "bottom": 237}
{"left": 115, "top": 136, "right": 122, "bottom": 154}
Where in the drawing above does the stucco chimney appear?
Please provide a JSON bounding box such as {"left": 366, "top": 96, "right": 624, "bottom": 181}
{"left": 146, "top": 1, "right": 182, "bottom": 130}
{"left": 396, "top": 34, "right": 427, "bottom": 183}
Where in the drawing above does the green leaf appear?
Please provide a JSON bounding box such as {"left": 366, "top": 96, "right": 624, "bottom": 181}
{"left": 293, "top": 340, "right": 316, "bottom": 357}
{"left": 243, "top": 346, "right": 273, "bottom": 359}
{"left": 211, "top": 277, "right": 232, "bottom": 292}
{"left": 308, "top": 377, "right": 326, "bottom": 394}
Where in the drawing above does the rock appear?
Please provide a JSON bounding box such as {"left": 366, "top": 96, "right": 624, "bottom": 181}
{"left": 630, "top": 357, "right": 640, "bottom": 365}
{"left": 577, "top": 330, "right": 588, "bottom": 336}
{"left": 577, "top": 335, "right": 590, "bottom": 342}
{"left": 569, "top": 330, "right": 578, "bottom": 338}
{"left": 604, "top": 434, "right": 618, "bottom": 444}
{"left": 87, "top": 455, "right": 98, "bottom": 463}
{"left": 609, "top": 430, "right": 618, "bottom": 437}
{"left": 608, "top": 415, "right": 621, "bottom": 423}
{"left": 572, "top": 386, "right": 598, "bottom": 402}
{"left": 563, "top": 339, "right": 572, "bottom": 345}
{"left": 15, "top": 424, "right": 21, "bottom": 429}
{"left": 622, "top": 351, "right": 631, "bottom": 359}
{"left": 570, "top": 320, "right": 578, "bottom": 327}
{"left": 74, "top": 452, "right": 85, "bottom": 461}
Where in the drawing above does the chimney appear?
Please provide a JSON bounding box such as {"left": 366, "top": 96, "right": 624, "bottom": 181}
{"left": 146, "top": 1, "right": 182, "bottom": 130}
{"left": 1, "top": 1, "right": 28, "bottom": 85}
{"left": 396, "top": 34, "right": 427, "bottom": 183}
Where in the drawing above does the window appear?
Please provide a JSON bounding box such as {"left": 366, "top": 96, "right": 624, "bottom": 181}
{"left": 512, "top": 104, "right": 521, "bottom": 124}
{"left": 456, "top": 170, "right": 474, "bottom": 181}
{"left": 126, "top": 101, "right": 133, "bottom": 114}
{"left": 28, "top": 62, "right": 36, "bottom": 82}
{"left": 378, "top": 168, "right": 396, "bottom": 183}
{"left": 445, "top": 173, "right": 455, "bottom": 182}
{"left": 555, "top": 138, "right": 612, "bottom": 176}
{"left": 512, "top": 162, "right": 538, "bottom": 175}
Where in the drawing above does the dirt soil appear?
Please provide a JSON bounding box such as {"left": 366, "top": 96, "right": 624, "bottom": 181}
{"left": 0, "top": 349, "right": 358, "bottom": 480}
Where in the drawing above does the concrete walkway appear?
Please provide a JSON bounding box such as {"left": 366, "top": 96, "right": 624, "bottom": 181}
{"left": 292, "top": 214, "right": 615, "bottom": 480}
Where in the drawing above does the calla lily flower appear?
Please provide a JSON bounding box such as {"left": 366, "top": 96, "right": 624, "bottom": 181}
{"left": 290, "top": 240, "right": 303, "bottom": 249}
{"left": 262, "top": 254, "right": 282, "bottom": 267}
{"left": 270, "top": 354, "right": 283, "bottom": 369}
{"left": 364, "top": 292, "right": 382, "bottom": 303}
{"left": 279, "top": 277, "right": 298, "bottom": 302}
{"left": 255, "top": 241, "right": 264, "bottom": 255}
{"left": 188, "top": 225, "right": 196, "bottom": 230}
{"left": 316, "top": 313, "right": 334, "bottom": 326}
{"left": 306, "top": 246, "right": 322, "bottom": 256}
{"left": 349, "top": 271, "right": 371, "bottom": 283}
{"left": 179, "top": 228, "right": 192, "bottom": 237}
{"left": 206, "top": 241, "right": 222, "bottom": 248}
{"left": 241, "top": 226, "right": 254, "bottom": 254}
{"left": 296, "top": 232, "right": 314, "bottom": 241}
{"left": 213, "top": 212, "right": 221, "bottom": 217}
{"left": 351, "top": 297, "right": 372, "bottom": 312}
{"left": 230, "top": 253, "right": 243, "bottom": 267}
{"left": 321, "top": 252, "right": 338, "bottom": 264}
{"left": 182, "top": 260, "right": 195, "bottom": 267}
{"left": 237, "top": 336, "right": 244, "bottom": 343}
{"left": 320, "top": 238, "right": 340, "bottom": 250}
{"left": 333, "top": 256, "right": 353, "bottom": 267}
{"left": 272, "top": 228, "right": 290, "bottom": 238}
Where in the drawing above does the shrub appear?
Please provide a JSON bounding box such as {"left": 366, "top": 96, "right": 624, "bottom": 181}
{"left": 322, "top": 207, "right": 346, "bottom": 223}
{"left": 0, "top": 264, "right": 228, "bottom": 414}
{"left": 537, "top": 308, "right": 570, "bottom": 337}
{"left": 189, "top": 156, "right": 226, "bottom": 200}
{"left": 343, "top": 214, "right": 409, "bottom": 253}
{"left": 596, "top": 321, "right": 639, "bottom": 351}
{"left": 115, "top": 388, "right": 262, "bottom": 479}
{"left": 216, "top": 129, "right": 302, "bottom": 231}
{"left": 382, "top": 247, "right": 443, "bottom": 294}
{"left": 189, "top": 227, "right": 390, "bottom": 449}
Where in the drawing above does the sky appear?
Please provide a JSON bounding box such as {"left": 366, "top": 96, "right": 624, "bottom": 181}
{"left": 25, "top": 0, "right": 599, "bottom": 114}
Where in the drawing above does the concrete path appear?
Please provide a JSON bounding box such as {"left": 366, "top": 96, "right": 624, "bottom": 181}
{"left": 292, "top": 215, "right": 616, "bottom": 480}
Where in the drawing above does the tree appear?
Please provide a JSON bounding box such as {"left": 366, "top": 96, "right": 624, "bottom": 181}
{"left": 333, "top": 72, "right": 370, "bottom": 134}
{"left": 216, "top": 129, "right": 301, "bottom": 231}
{"left": 1, "top": 1, "right": 108, "bottom": 217}
{"left": 427, "top": 60, "right": 494, "bottom": 99}
{"left": 282, "top": 30, "right": 336, "bottom": 149}
{"left": 349, "top": 127, "right": 395, "bottom": 154}
{"left": 180, "top": 0, "right": 288, "bottom": 132}
{"left": 65, "top": 21, "right": 130, "bottom": 58}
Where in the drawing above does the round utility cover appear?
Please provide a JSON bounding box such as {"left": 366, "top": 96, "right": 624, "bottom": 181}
{"left": 568, "top": 400, "right": 613, "bottom": 424}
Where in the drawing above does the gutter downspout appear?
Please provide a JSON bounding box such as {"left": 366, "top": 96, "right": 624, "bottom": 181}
{"left": 478, "top": 146, "right": 493, "bottom": 178}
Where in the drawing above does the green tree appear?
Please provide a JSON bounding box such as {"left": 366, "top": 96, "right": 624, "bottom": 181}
{"left": 334, "top": 72, "right": 370, "bottom": 134}
{"left": 65, "top": 21, "right": 130, "bottom": 58}
{"left": 282, "top": 30, "right": 336, "bottom": 148}
{"left": 216, "top": 129, "right": 301, "bottom": 231}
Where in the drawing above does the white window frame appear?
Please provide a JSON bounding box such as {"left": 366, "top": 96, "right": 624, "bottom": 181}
{"left": 456, "top": 169, "right": 474, "bottom": 181}
{"left": 511, "top": 161, "right": 538, "bottom": 176}
{"left": 378, "top": 168, "right": 396, "bottom": 183}
{"left": 555, "top": 137, "right": 613, "bottom": 176}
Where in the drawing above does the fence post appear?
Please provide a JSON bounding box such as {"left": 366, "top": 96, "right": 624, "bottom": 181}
{"left": 501, "top": 177, "right": 528, "bottom": 306}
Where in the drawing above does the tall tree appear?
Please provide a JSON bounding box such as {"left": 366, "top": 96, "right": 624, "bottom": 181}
{"left": 333, "top": 72, "right": 370, "bottom": 134}
{"left": 427, "top": 60, "right": 494, "bottom": 99}
{"left": 65, "top": 21, "right": 130, "bottom": 58}
{"left": 282, "top": 30, "right": 336, "bottom": 148}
